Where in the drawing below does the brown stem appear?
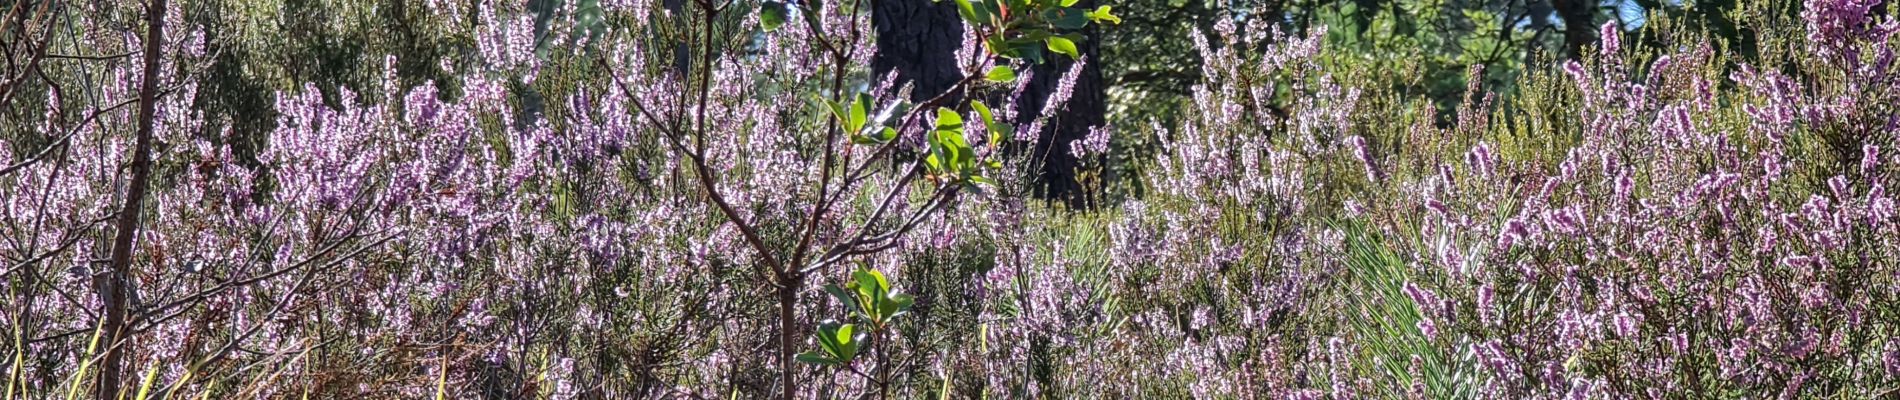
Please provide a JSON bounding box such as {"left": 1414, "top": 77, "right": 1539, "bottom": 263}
{"left": 96, "top": 0, "right": 165, "bottom": 397}
{"left": 777, "top": 275, "right": 802, "bottom": 400}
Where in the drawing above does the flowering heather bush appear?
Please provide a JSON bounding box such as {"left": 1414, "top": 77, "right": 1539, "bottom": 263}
{"left": 2, "top": 0, "right": 1898, "bottom": 398}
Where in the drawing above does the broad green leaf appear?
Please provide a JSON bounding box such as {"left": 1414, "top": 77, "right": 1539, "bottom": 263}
{"left": 953, "top": 0, "right": 985, "bottom": 25}
{"left": 971, "top": 100, "right": 997, "bottom": 127}
{"left": 818, "top": 95, "right": 845, "bottom": 123}
{"left": 832, "top": 324, "right": 860, "bottom": 359}
{"left": 816, "top": 320, "right": 847, "bottom": 358}
{"left": 984, "top": 36, "right": 1010, "bottom": 56}
{"left": 760, "top": 2, "right": 790, "bottom": 31}
{"left": 825, "top": 284, "right": 861, "bottom": 314}
{"left": 1059, "top": 0, "right": 1078, "bottom": 7}
{"left": 865, "top": 269, "right": 892, "bottom": 291}
{"left": 885, "top": 292, "right": 916, "bottom": 319}
{"left": 1046, "top": 36, "right": 1079, "bottom": 59}
{"left": 951, "top": 133, "right": 976, "bottom": 172}
{"left": 1086, "top": 5, "right": 1120, "bottom": 24}
{"left": 1047, "top": 8, "right": 1088, "bottom": 30}
{"left": 989, "top": 123, "right": 1014, "bottom": 144}
{"left": 985, "top": 66, "right": 1017, "bottom": 83}
{"left": 854, "top": 270, "right": 888, "bottom": 313}
{"left": 926, "top": 152, "right": 945, "bottom": 173}
{"left": 1009, "top": 41, "right": 1046, "bottom": 63}
{"left": 1004, "top": 0, "right": 1029, "bottom": 13}
{"left": 796, "top": 351, "right": 840, "bottom": 365}
{"left": 849, "top": 93, "right": 872, "bottom": 134}
{"left": 1015, "top": 29, "right": 1054, "bottom": 42}
{"left": 934, "top": 107, "right": 964, "bottom": 131}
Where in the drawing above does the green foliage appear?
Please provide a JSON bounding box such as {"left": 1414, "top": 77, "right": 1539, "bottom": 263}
{"left": 797, "top": 320, "right": 866, "bottom": 366}
{"left": 985, "top": 65, "right": 1019, "bottom": 83}
{"left": 801, "top": 267, "right": 917, "bottom": 367}
{"left": 925, "top": 107, "right": 979, "bottom": 183}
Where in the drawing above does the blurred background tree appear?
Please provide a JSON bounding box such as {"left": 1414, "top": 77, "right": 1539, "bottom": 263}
{"left": 1094, "top": 0, "right": 1776, "bottom": 200}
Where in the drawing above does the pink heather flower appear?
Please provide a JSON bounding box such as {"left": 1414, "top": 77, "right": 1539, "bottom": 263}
{"left": 1803, "top": 0, "right": 1884, "bottom": 57}
{"left": 1764, "top": 151, "right": 1786, "bottom": 180}
{"left": 1346, "top": 135, "right": 1380, "bottom": 182}
{"left": 1408, "top": 355, "right": 1428, "bottom": 400}
{"left": 1070, "top": 125, "right": 1113, "bottom": 158}
{"left": 1403, "top": 282, "right": 1441, "bottom": 317}
{"left": 1466, "top": 142, "right": 1496, "bottom": 179}
{"left": 1614, "top": 168, "right": 1635, "bottom": 199}
{"left": 1864, "top": 143, "right": 1882, "bottom": 174}
{"left": 1328, "top": 337, "right": 1355, "bottom": 399}
{"left": 1600, "top": 21, "right": 1621, "bottom": 56}
{"left": 1416, "top": 317, "right": 1438, "bottom": 340}
{"left": 1039, "top": 56, "right": 1089, "bottom": 119}
{"left": 1563, "top": 60, "right": 1589, "bottom": 85}
{"left": 1477, "top": 282, "right": 1498, "bottom": 327}
{"left": 1885, "top": 340, "right": 1900, "bottom": 378}
{"left": 1868, "top": 184, "right": 1894, "bottom": 224}
{"left": 1613, "top": 311, "right": 1639, "bottom": 338}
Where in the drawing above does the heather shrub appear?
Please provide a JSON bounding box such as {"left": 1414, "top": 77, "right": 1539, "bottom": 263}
{"left": 3, "top": 0, "right": 1899, "bottom": 398}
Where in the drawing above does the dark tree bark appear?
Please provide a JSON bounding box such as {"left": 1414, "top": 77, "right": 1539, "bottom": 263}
{"left": 1011, "top": 15, "right": 1106, "bottom": 209}
{"left": 1552, "top": 0, "right": 1599, "bottom": 59}
{"left": 870, "top": 0, "right": 1107, "bottom": 208}
{"left": 98, "top": 0, "right": 166, "bottom": 397}
{"left": 870, "top": 0, "right": 964, "bottom": 103}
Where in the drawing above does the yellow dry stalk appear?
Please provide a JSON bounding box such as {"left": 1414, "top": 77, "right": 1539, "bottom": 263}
{"left": 132, "top": 363, "right": 159, "bottom": 400}
{"left": 7, "top": 327, "right": 24, "bottom": 400}
{"left": 63, "top": 325, "right": 105, "bottom": 400}
{"left": 433, "top": 353, "right": 449, "bottom": 400}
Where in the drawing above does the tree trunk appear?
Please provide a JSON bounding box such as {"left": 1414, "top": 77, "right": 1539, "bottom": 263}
{"left": 871, "top": 0, "right": 1107, "bottom": 208}
{"left": 776, "top": 275, "right": 801, "bottom": 400}
{"left": 870, "top": 0, "right": 963, "bottom": 103}
{"left": 1552, "top": 0, "right": 1599, "bottom": 59}
{"left": 1012, "top": 3, "right": 1106, "bottom": 208}
{"left": 98, "top": 0, "right": 165, "bottom": 397}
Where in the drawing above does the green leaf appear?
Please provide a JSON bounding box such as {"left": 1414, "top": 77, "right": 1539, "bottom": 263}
{"left": 833, "top": 323, "right": 860, "bottom": 359}
{"left": 1010, "top": 41, "right": 1046, "bottom": 63}
{"left": 886, "top": 292, "right": 916, "bottom": 319}
{"left": 816, "top": 320, "right": 847, "bottom": 358}
{"left": 934, "top": 107, "right": 964, "bottom": 131}
{"left": 1046, "top": 36, "right": 1079, "bottom": 59}
{"left": 953, "top": 0, "right": 985, "bottom": 25}
{"left": 1059, "top": 0, "right": 1078, "bottom": 7}
{"left": 1086, "top": 5, "right": 1121, "bottom": 24}
{"left": 819, "top": 95, "right": 845, "bottom": 124}
{"left": 970, "top": 100, "right": 996, "bottom": 127}
{"left": 796, "top": 351, "right": 840, "bottom": 365}
{"left": 854, "top": 270, "right": 888, "bottom": 304}
{"left": 876, "top": 127, "right": 897, "bottom": 142}
{"left": 989, "top": 123, "right": 1014, "bottom": 144}
{"left": 1015, "top": 29, "right": 1054, "bottom": 42}
{"left": 824, "top": 284, "right": 861, "bottom": 314}
{"left": 1004, "top": 0, "right": 1029, "bottom": 13}
{"left": 760, "top": 2, "right": 789, "bottom": 31}
{"left": 848, "top": 93, "right": 872, "bottom": 135}
{"left": 985, "top": 66, "right": 1017, "bottom": 83}
{"left": 1047, "top": 8, "right": 1088, "bottom": 30}
{"left": 925, "top": 152, "right": 944, "bottom": 173}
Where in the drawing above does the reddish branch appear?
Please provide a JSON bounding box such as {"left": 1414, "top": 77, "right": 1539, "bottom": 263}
{"left": 95, "top": 0, "right": 165, "bottom": 397}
